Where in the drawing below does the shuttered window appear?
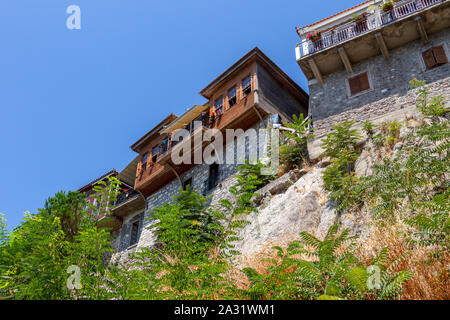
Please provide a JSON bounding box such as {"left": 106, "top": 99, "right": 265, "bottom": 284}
{"left": 242, "top": 76, "right": 252, "bottom": 95}
{"left": 208, "top": 163, "right": 219, "bottom": 191}
{"left": 142, "top": 153, "right": 148, "bottom": 171}
{"left": 422, "top": 46, "right": 448, "bottom": 70}
{"left": 348, "top": 72, "right": 370, "bottom": 96}
{"left": 182, "top": 177, "right": 192, "bottom": 191}
{"left": 130, "top": 221, "right": 140, "bottom": 246}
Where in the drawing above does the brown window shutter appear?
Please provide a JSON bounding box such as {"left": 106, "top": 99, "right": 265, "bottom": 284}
{"left": 359, "top": 73, "right": 370, "bottom": 92}
{"left": 422, "top": 49, "right": 437, "bottom": 69}
{"left": 432, "top": 46, "right": 448, "bottom": 65}
{"left": 147, "top": 155, "right": 152, "bottom": 168}
{"left": 349, "top": 76, "right": 361, "bottom": 96}
{"left": 136, "top": 161, "right": 142, "bottom": 177}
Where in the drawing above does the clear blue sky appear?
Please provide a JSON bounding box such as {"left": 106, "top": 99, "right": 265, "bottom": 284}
{"left": 0, "top": 0, "right": 361, "bottom": 230}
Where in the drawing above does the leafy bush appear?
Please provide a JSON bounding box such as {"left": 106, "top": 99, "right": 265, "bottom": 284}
{"left": 360, "top": 81, "right": 449, "bottom": 257}
{"left": 410, "top": 78, "right": 447, "bottom": 116}
{"left": 321, "top": 121, "right": 362, "bottom": 211}
{"left": 362, "top": 120, "right": 376, "bottom": 138}
{"left": 243, "top": 225, "right": 411, "bottom": 300}
{"left": 380, "top": 120, "right": 402, "bottom": 148}
{"left": 321, "top": 120, "right": 361, "bottom": 159}
{"left": 280, "top": 114, "right": 313, "bottom": 171}
{"left": 0, "top": 177, "right": 120, "bottom": 300}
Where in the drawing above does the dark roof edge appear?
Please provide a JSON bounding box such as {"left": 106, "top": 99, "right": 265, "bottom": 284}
{"left": 77, "top": 169, "right": 118, "bottom": 192}
{"left": 199, "top": 47, "right": 309, "bottom": 103}
{"left": 130, "top": 113, "right": 177, "bottom": 152}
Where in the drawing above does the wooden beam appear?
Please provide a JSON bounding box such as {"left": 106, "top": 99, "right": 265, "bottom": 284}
{"left": 338, "top": 47, "right": 353, "bottom": 74}
{"left": 415, "top": 16, "right": 429, "bottom": 44}
{"left": 308, "top": 58, "right": 324, "bottom": 84}
{"left": 375, "top": 32, "right": 390, "bottom": 61}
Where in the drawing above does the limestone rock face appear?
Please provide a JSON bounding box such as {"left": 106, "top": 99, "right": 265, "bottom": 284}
{"left": 235, "top": 167, "right": 335, "bottom": 261}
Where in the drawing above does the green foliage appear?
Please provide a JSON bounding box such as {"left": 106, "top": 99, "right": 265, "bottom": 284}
{"left": 105, "top": 163, "right": 266, "bottom": 300}
{"left": 410, "top": 78, "right": 447, "bottom": 116}
{"left": 280, "top": 114, "right": 313, "bottom": 171}
{"left": 321, "top": 121, "right": 362, "bottom": 211}
{"left": 133, "top": 188, "right": 227, "bottom": 299}
{"left": 346, "top": 247, "right": 412, "bottom": 300}
{"left": 42, "top": 191, "right": 86, "bottom": 241}
{"left": 373, "top": 132, "right": 385, "bottom": 148}
{"left": 380, "top": 120, "right": 402, "bottom": 148}
{"left": 243, "top": 226, "right": 411, "bottom": 300}
{"left": 0, "top": 177, "right": 121, "bottom": 300}
{"left": 405, "top": 189, "right": 449, "bottom": 255}
{"left": 152, "top": 186, "right": 221, "bottom": 246}
{"left": 360, "top": 81, "right": 449, "bottom": 257}
{"left": 321, "top": 120, "right": 361, "bottom": 159}
{"left": 234, "top": 160, "right": 275, "bottom": 191}
{"left": 362, "top": 120, "right": 375, "bottom": 138}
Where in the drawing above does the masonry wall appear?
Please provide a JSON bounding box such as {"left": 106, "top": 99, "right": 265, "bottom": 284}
{"left": 309, "top": 28, "right": 450, "bottom": 138}
{"left": 112, "top": 118, "right": 270, "bottom": 262}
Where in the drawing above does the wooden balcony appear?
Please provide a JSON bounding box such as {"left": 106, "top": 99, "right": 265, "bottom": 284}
{"left": 158, "top": 124, "right": 209, "bottom": 165}
{"left": 112, "top": 191, "right": 145, "bottom": 218}
{"left": 133, "top": 91, "right": 264, "bottom": 196}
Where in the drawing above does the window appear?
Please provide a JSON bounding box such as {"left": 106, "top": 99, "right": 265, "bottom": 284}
{"left": 215, "top": 97, "right": 223, "bottom": 115}
{"left": 182, "top": 177, "right": 192, "bottom": 191}
{"left": 142, "top": 152, "right": 148, "bottom": 171}
{"left": 152, "top": 145, "right": 159, "bottom": 163}
{"left": 242, "top": 76, "right": 252, "bottom": 95}
{"left": 161, "top": 138, "right": 169, "bottom": 154}
{"left": 422, "top": 46, "right": 448, "bottom": 70}
{"left": 348, "top": 72, "right": 371, "bottom": 96}
{"left": 130, "top": 221, "right": 140, "bottom": 247}
{"left": 208, "top": 163, "right": 219, "bottom": 190}
{"left": 228, "top": 87, "right": 237, "bottom": 108}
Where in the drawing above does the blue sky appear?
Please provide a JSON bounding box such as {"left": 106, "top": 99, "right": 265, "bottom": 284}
{"left": 0, "top": 0, "right": 361, "bottom": 230}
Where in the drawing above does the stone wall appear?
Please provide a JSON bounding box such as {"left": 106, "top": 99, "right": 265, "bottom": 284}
{"left": 309, "top": 28, "right": 450, "bottom": 139}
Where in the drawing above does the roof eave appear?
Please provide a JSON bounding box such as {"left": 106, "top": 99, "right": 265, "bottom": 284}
{"left": 129, "top": 113, "right": 177, "bottom": 152}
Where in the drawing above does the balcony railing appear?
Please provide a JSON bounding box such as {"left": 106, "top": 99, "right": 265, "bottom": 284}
{"left": 298, "top": 0, "right": 444, "bottom": 57}
{"left": 114, "top": 189, "right": 140, "bottom": 207}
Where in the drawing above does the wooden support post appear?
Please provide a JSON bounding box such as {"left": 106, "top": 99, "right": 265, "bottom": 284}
{"left": 375, "top": 32, "right": 390, "bottom": 61}
{"left": 415, "top": 16, "right": 428, "bottom": 44}
{"left": 338, "top": 47, "right": 353, "bottom": 74}
{"left": 308, "top": 58, "right": 324, "bottom": 84}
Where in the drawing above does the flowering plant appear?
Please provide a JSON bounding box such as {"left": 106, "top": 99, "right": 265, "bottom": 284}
{"left": 382, "top": 0, "right": 395, "bottom": 12}
{"left": 306, "top": 31, "right": 322, "bottom": 42}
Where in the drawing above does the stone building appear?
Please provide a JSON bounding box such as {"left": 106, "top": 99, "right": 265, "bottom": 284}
{"left": 108, "top": 47, "right": 309, "bottom": 261}
{"left": 295, "top": 0, "right": 450, "bottom": 159}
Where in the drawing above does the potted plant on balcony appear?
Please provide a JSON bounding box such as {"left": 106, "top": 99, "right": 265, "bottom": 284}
{"left": 381, "top": 0, "right": 395, "bottom": 12}
{"left": 307, "top": 30, "right": 322, "bottom": 42}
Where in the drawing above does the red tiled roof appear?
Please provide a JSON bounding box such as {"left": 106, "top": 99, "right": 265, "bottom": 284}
{"left": 296, "top": 0, "right": 373, "bottom": 33}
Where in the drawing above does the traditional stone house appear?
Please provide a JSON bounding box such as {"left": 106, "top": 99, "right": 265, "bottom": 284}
{"left": 295, "top": 0, "right": 450, "bottom": 159}
{"left": 110, "top": 47, "right": 309, "bottom": 261}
